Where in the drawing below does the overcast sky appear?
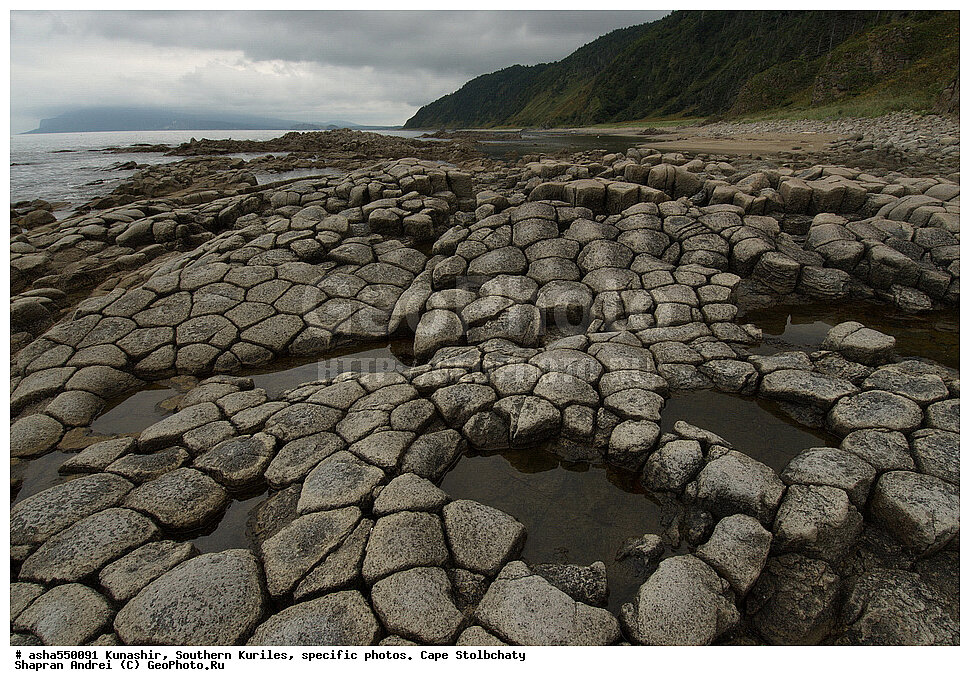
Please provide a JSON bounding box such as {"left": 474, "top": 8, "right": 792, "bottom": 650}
{"left": 10, "top": 10, "right": 670, "bottom": 132}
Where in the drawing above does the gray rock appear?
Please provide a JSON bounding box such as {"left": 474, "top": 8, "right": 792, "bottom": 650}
{"left": 108, "top": 447, "right": 190, "bottom": 483}
{"left": 456, "top": 626, "right": 509, "bottom": 646}
{"left": 432, "top": 383, "right": 497, "bottom": 427}
{"left": 836, "top": 570, "right": 958, "bottom": 645}
{"left": 608, "top": 420, "right": 660, "bottom": 470}
{"left": 263, "top": 403, "right": 342, "bottom": 441}
{"left": 773, "top": 485, "right": 863, "bottom": 562}
{"left": 293, "top": 520, "right": 372, "bottom": 601}
{"left": 371, "top": 567, "right": 464, "bottom": 645}
{"left": 696, "top": 514, "right": 772, "bottom": 596}
{"left": 746, "top": 553, "right": 841, "bottom": 645}
{"left": 690, "top": 451, "right": 785, "bottom": 526}
{"left": 621, "top": 555, "right": 739, "bottom": 645}
{"left": 822, "top": 322, "right": 895, "bottom": 365}
{"left": 10, "top": 583, "right": 46, "bottom": 622}
{"left": 531, "top": 561, "right": 608, "bottom": 607}
{"left": 910, "top": 429, "right": 959, "bottom": 485}
{"left": 443, "top": 500, "right": 526, "bottom": 576}
{"left": 98, "top": 540, "right": 196, "bottom": 602}
{"left": 264, "top": 432, "right": 344, "bottom": 487}
{"left": 260, "top": 507, "right": 361, "bottom": 597}
{"left": 298, "top": 452, "right": 385, "bottom": 514}
{"left": 193, "top": 433, "right": 276, "bottom": 488}
{"left": 59, "top": 437, "right": 136, "bottom": 474}
{"left": 124, "top": 468, "right": 228, "bottom": 531}
{"left": 114, "top": 550, "right": 266, "bottom": 645}
{"left": 533, "top": 371, "right": 599, "bottom": 407}
{"left": 10, "top": 414, "right": 64, "bottom": 458}
{"left": 248, "top": 591, "right": 379, "bottom": 645}
{"left": 869, "top": 471, "right": 959, "bottom": 555}
{"left": 840, "top": 429, "right": 915, "bottom": 472}
{"left": 137, "top": 402, "right": 221, "bottom": 452}
{"left": 862, "top": 368, "right": 948, "bottom": 406}
{"left": 14, "top": 584, "right": 113, "bottom": 646}
{"left": 925, "top": 398, "right": 959, "bottom": 432}
{"left": 362, "top": 511, "right": 449, "bottom": 583}
{"left": 494, "top": 395, "right": 561, "bottom": 447}
{"left": 11, "top": 473, "right": 134, "bottom": 547}
{"left": 20, "top": 507, "right": 158, "bottom": 584}
{"left": 642, "top": 439, "right": 704, "bottom": 492}
{"left": 781, "top": 447, "right": 877, "bottom": 507}
{"left": 476, "top": 561, "right": 620, "bottom": 645}
{"left": 400, "top": 429, "right": 462, "bottom": 481}
{"left": 372, "top": 474, "right": 448, "bottom": 516}
{"left": 414, "top": 309, "right": 465, "bottom": 360}
{"left": 760, "top": 369, "right": 857, "bottom": 408}
{"left": 603, "top": 389, "right": 664, "bottom": 421}
{"left": 827, "top": 391, "right": 923, "bottom": 435}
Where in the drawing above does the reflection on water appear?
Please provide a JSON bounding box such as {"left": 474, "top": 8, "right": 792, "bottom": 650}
{"left": 186, "top": 489, "right": 271, "bottom": 554}
{"left": 742, "top": 302, "right": 959, "bottom": 369}
{"left": 250, "top": 341, "right": 413, "bottom": 399}
{"left": 660, "top": 390, "right": 837, "bottom": 473}
{"left": 90, "top": 386, "right": 179, "bottom": 436}
{"left": 441, "top": 449, "right": 677, "bottom": 613}
{"left": 11, "top": 451, "right": 75, "bottom": 506}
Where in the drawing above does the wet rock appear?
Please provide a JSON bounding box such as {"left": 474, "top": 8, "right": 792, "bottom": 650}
{"left": 124, "top": 468, "right": 228, "bottom": 531}
{"left": 862, "top": 368, "right": 948, "bottom": 406}
{"left": 263, "top": 403, "right": 342, "bottom": 442}
{"left": 98, "top": 540, "right": 196, "bottom": 602}
{"left": 11, "top": 473, "right": 134, "bottom": 547}
{"left": 443, "top": 500, "right": 526, "bottom": 577}
{"left": 827, "top": 390, "right": 923, "bottom": 435}
{"left": 615, "top": 533, "right": 664, "bottom": 577}
{"left": 869, "top": 471, "right": 959, "bottom": 555}
{"left": 781, "top": 447, "right": 877, "bottom": 508}
{"left": 531, "top": 561, "right": 608, "bottom": 607}
{"left": 696, "top": 514, "right": 772, "bottom": 596}
{"left": 20, "top": 508, "right": 158, "bottom": 584}
{"left": 476, "top": 561, "right": 620, "bottom": 645}
{"left": 14, "top": 584, "right": 113, "bottom": 646}
{"left": 689, "top": 451, "right": 785, "bottom": 526}
{"left": 371, "top": 567, "right": 464, "bottom": 645}
{"left": 621, "top": 555, "right": 739, "bottom": 646}
{"left": 432, "top": 383, "right": 497, "bottom": 427}
{"left": 372, "top": 473, "right": 448, "bottom": 516}
{"left": 362, "top": 511, "right": 449, "bottom": 584}
{"left": 260, "top": 507, "right": 361, "bottom": 597}
{"left": 837, "top": 570, "right": 958, "bottom": 645}
{"left": 114, "top": 550, "right": 266, "bottom": 645}
{"left": 59, "top": 437, "right": 136, "bottom": 474}
{"left": 297, "top": 452, "right": 385, "bottom": 513}
{"left": 108, "top": 446, "right": 190, "bottom": 483}
{"left": 248, "top": 590, "right": 379, "bottom": 646}
{"left": 746, "top": 553, "right": 841, "bottom": 645}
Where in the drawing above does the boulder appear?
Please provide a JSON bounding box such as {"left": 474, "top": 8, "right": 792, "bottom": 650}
{"left": 442, "top": 500, "right": 526, "bottom": 576}
{"left": 370, "top": 567, "right": 463, "bottom": 645}
{"left": 689, "top": 451, "right": 785, "bottom": 526}
{"left": 869, "top": 471, "right": 959, "bottom": 554}
{"left": 247, "top": 591, "right": 379, "bottom": 646}
{"left": 695, "top": 514, "right": 772, "bottom": 596}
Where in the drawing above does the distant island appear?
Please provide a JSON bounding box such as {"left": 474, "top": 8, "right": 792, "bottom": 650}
{"left": 23, "top": 107, "right": 396, "bottom": 134}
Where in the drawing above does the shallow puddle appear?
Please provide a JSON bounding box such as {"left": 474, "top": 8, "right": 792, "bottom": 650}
{"left": 11, "top": 451, "right": 76, "bottom": 507}
{"left": 743, "top": 302, "right": 959, "bottom": 369}
{"left": 90, "top": 385, "right": 180, "bottom": 436}
{"left": 441, "top": 449, "right": 678, "bottom": 613}
{"left": 660, "top": 389, "right": 838, "bottom": 473}
{"left": 185, "top": 489, "right": 271, "bottom": 554}
{"left": 250, "top": 340, "right": 413, "bottom": 399}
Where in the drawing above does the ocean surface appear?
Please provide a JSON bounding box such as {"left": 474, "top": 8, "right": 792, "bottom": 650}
{"left": 7, "top": 128, "right": 431, "bottom": 212}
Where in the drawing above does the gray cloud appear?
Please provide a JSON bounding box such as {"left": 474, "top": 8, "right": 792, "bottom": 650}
{"left": 10, "top": 10, "right": 669, "bottom": 131}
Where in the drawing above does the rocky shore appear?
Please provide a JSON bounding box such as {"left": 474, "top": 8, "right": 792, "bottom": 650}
{"left": 10, "top": 117, "right": 959, "bottom": 646}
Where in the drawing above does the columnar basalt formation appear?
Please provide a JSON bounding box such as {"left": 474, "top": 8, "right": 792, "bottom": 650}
{"left": 10, "top": 127, "right": 959, "bottom": 646}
